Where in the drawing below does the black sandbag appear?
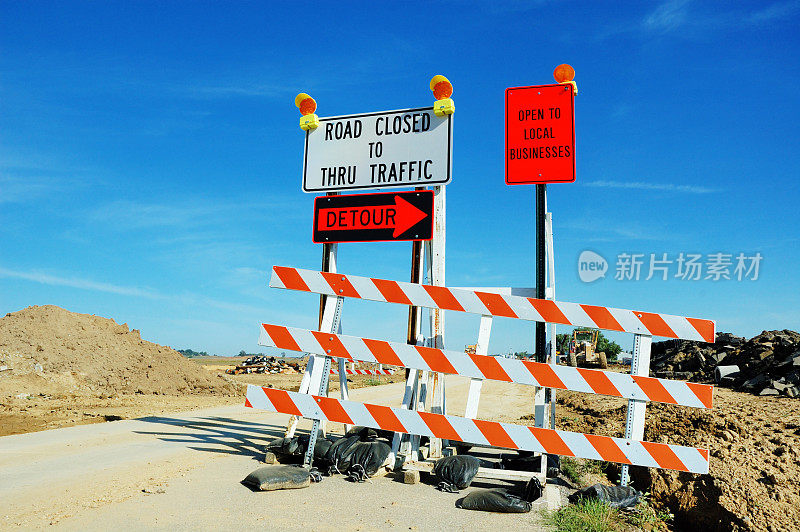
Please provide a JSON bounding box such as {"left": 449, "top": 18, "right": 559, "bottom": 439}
{"left": 313, "top": 437, "right": 333, "bottom": 460}
{"left": 265, "top": 437, "right": 303, "bottom": 460}
{"left": 323, "top": 434, "right": 361, "bottom": 473}
{"left": 523, "top": 477, "right": 543, "bottom": 502}
{"left": 433, "top": 455, "right": 481, "bottom": 491}
{"left": 345, "top": 425, "right": 395, "bottom": 442}
{"left": 500, "top": 453, "right": 561, "bottom": 478}
{"left": 568, "top": 483, "right": 641, "bottom": 508}
{"left": 241, "top": 465, "right": 310, "bottom": 491}
{"left": 458, "top": 489, "right": 532, "bottom": 513}
{"left": 346, "top": 440, "right": 391, "bottom": 479}
{"left": 344, "top": 426, "right": 378, "bottom": 441}
{"left": 266, "top": 435, "right": 331, "bottom": 464}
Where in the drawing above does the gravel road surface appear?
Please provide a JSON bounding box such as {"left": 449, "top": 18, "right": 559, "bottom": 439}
{"left": 1, "top": 377, "right": 554, "bottom": 530}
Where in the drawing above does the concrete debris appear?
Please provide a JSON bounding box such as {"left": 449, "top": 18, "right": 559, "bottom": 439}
{"left": 226, "top": 355, "right": 303, "bottom": 375}
{"left": 651, "top": 329, "right": 800, "bottom": 397}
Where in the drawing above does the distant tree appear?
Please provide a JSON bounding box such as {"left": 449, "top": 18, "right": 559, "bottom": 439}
{"left": 239, "top": 350, "right": 247, "bottom": 357}
{"left": 596, "top": 333, "right": 622, "bottom": 361}
{"left": 177, "top": 348, "right": 208, "bottom": 358}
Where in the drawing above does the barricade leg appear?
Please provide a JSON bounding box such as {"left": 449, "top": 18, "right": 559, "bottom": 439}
{"left": 337, "top": 357, "right": 351, "bottom": 433}
{"left": 620, "top": 333, "right": 652, "bottom": 486}
{"left": 285, "top": 356, "right": 314, "bottom": 438}
{"left": 464, "top": 315, "right": 493, "bottom": 419}
{"left": 393, "top": 369, "right": 420, "bottom": 464}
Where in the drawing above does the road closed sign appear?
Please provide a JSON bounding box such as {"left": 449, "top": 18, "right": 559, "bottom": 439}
{"left": 302, "top": 107, "right": 452, "bottom": 193}
{"left": 505, "top": 84, "right": 575, "bottom": 184}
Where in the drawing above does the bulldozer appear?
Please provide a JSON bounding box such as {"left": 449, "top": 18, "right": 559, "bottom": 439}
{"left": 567, "top": 329, "right": 608, "bottom": 369}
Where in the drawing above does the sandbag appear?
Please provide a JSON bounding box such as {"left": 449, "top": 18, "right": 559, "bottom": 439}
{"left": 242, "top": 465, "right": 310, "bottom": 491}
{"left": 433, "top": 455, "right": 481, "bottom": 492}
{"left": 568, "top": 483, "right": 641, "bottom": 508}
{"left": 323, "top": 434, "right": 362, "bottom": 474}
{"left": 344, "top": 426, "right": 378, "bottom": 441}
{"left": 346, "top": 440, "right": 392, "bottom": 480}
{"left": 312, "top": 437, "right": 333, "bottom": 460}
{"left": 458, "top": 489, "right": 532, "bottom": 513}
{"left": 523, "top": 477, "right": 543, "bottom": 502}
{"left": 265, "top": 436, "right": 302, "bottom": 459}
{"left": 265, "top": 435, "right": 331, "bottom": 464}
{"left": 345, "top": 425, "right": 395, "bottom": 442}
{"left": 500, "top": 453, "right": 560, "bottom": 478}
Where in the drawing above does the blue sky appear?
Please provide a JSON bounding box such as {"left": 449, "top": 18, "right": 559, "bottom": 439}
{"left": 1, "top": 1, "right": 798, "bottom": 356}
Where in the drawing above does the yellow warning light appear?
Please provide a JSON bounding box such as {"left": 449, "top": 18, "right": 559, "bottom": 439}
{"left": 430, "top": 74, "right": 453, "bottom": 100}
{"left": 553, "top": 64, "right": 578, "bottom": 95}
{"left": 430, "top": 75, "right": 454, "bottom": 116}
{"left": 295, "top": 92, "right": 319, "bottom": 131}
{"left": 295, "top": 93, "right": 317, "bottom": 116}
{"left": 553, "top": 64, "right": 575, "bottom": 83}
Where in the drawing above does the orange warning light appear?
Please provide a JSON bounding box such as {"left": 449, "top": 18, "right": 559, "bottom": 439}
{"left": 430, "top": 75, "right": 453, "bottom": 100}
{"left": 295, "top": 93, "right": 317, "bottom": 116}
{"left": 553, "top": 64, "right": 575, "bottom": 83}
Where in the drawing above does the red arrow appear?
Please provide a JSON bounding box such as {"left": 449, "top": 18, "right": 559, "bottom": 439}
{"left": 317, "top": 195, "right": 428, "bottom": 238}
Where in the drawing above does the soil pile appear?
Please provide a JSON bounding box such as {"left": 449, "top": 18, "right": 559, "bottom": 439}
{"left": 0, "top": 305, "right": 238, "bottom": 398}
{"left": 651, "top": 330, "right": 800, "bottom": 398}
{"left": 550, "top": 389, "right": 800, "bottom": 531}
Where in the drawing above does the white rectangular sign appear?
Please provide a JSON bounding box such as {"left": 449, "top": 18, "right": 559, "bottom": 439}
{"left": 302, "top": 107, "right": 452, "bottom": 193}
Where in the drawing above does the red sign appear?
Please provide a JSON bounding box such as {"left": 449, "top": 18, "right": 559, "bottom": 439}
{"left": 505, "top": 83, "right": 575, "bottom": 184}
{"left": 313, "top": 190, "right": 433, "bottom": 243}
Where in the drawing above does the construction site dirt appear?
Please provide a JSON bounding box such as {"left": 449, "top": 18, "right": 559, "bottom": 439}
{"left": 2, "top": 306, "right": 799, "bottom": 531}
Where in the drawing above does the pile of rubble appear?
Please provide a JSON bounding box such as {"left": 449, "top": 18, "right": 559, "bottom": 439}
{"left": 651, "top": 329, "right": 800, "bottom": 397}
{"left": 227, "top": 356, "right": 304, "bottom": 375}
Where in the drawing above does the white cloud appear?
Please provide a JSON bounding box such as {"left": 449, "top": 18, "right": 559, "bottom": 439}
{"left": 0, "top": 266, "right": 164, "bottom": 299}
{"left": 0, "top": 266, "right": 267, "bottom": 315}
{"left": 643, "top": 0, "right": 691, "bottom": 33}
{"left": 0, "top": 175, "right": 56, "bottom": 203}
{"left": 88, "top": 197, "right": 299, "bottom": 230}
{"left": 582, "top": 180, "right": 718, "bottom": 194}
{"left": 747, "top": 1, "right": 800, "bottom": 24}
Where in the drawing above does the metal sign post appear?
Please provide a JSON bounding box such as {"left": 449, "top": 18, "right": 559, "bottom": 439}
{"left": 535, "top": 184, "right": 547, "bottom": 362}
{"left": 506, "top": 68, "right": 578, "bottom": 464}
{"left": 288, "top": 78, "right": 455, "bottom": 470}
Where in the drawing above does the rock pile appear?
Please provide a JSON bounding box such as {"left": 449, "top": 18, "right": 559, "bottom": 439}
{"left": 227, "top": 356, "right": 304, "bottom": 375}
{"left": 651, "top": 330, "right": 800, "bottom": 398}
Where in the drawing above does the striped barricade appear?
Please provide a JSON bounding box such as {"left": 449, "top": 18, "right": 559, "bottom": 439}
{"left": 245, "top": 385, "right": 709, "bottom": 474}
{"left": 270, "top": 266, "right": 715, "bottom": 342}
{"left": 330, "top": 368, "right": 395, "bottom": 376}
{"left": 259, "top": 324, "right": 712, "bottom": 409}
{"left": 250, "top": 265, "right": 715, "bottom": 476}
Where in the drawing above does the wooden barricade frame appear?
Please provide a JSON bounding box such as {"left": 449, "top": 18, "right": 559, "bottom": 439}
{"left": 247, "top": 265, "right": 716, "bottom": 479}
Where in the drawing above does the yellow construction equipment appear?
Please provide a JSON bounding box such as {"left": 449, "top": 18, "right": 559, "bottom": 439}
{"left": 567, "top": 329, "right": 608, "bottom": 368}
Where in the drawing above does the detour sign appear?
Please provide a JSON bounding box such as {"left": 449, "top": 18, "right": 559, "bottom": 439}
{"left": 505, "top": 83, "right": 575, "bottom": 184}
{"left": 313, "top": 190, "right": 433, "bottom": 244}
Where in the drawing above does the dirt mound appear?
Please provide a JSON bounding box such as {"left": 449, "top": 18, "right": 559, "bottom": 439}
{"left": 551, "top": 389, "right": 800, "bottom": 531}
{"left": 651, "top": 330, "right": 800, "bottom": 398}
{"left": 0, "top": 305, "right": 238, "bottom": 397}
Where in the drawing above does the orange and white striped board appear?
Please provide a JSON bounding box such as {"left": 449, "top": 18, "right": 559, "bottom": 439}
{"left": 245, "top": 385, "right": 710, "bottom": 474}
{"left": 330, "top": 368, "right": 395, "bottom": 376}
{"left": 269, "top": 266, "right": 715, "bottom": 342}
{"left": 258, "top": 324, "right": 713, "bottom": 409}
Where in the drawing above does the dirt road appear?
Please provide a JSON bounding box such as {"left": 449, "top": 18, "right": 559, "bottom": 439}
{"left": 1, "top": 377, "right": 554, "bottom": 531}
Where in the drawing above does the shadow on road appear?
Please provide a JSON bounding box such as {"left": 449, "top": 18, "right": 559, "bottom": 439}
{"left": 134, "top": 415, "right": 285, "bottom": 459}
